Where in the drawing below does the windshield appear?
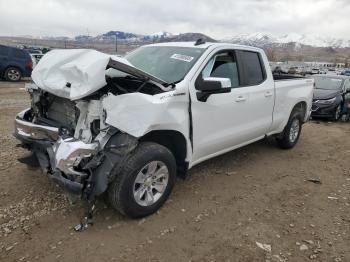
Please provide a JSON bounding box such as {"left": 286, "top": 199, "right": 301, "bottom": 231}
{"left": 313, "top": 76, "right": 343, "bottom": 90}
{"left": 125, "top": 46, "right": 205, "bottom": 83}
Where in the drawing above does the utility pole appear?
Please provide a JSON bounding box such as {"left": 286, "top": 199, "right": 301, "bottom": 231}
{"left": 115, "top": 35, "right": 118, "bottom": 54}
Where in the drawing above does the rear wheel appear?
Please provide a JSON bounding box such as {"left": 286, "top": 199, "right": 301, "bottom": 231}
{"left": 4, "top": 67, "right": 22, "bottom": 82}
{"left": 108, "top": 142, "right": 176, "bottom": 218}
{"left": 276, "top": 110, "right": 303, "bottom": 149}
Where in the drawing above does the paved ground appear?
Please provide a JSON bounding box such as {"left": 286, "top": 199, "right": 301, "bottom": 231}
{"left": 0, "top": 81, "right": 349, "bottom": 262}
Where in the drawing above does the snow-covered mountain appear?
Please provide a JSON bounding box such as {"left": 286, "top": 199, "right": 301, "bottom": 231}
{"left": 73, "top": 31, "right": 214, "bottom": 43}
{"left": 16, "top": 31, "right": 350, "bottom": 48}
{"left": 149, "top": 31, "right": 173, "bottom": 38}
{"left": 82, "top": 31, "right": 173, "bottom": 42}
{"left": 226, "top": 33, "right": 350, "bottom": 48}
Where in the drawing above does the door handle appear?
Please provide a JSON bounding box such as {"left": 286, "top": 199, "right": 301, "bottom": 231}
{"left": 235, "top": 96, "right": 246, "bottom": 102}
{"left": 264, "top": 91, "right": 273, "bottom": 98}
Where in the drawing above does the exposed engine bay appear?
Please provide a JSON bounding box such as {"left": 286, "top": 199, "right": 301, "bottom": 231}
{"left": 28, "top": 69, "right": 168, "bottom": 133}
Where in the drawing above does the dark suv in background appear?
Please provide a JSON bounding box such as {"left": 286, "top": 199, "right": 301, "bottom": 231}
{"left": 0, "top": 44, "right": 33, "bottom": 81}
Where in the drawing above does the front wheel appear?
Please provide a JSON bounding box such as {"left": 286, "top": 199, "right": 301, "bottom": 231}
{"left": 332, "top": 105, "right": 341, "bottom": 121}
{"left": 276, "top": 110, "right": 303, "bottom": 149}
{"left": 108, "top": 142, "right": 176, "bottom": 218}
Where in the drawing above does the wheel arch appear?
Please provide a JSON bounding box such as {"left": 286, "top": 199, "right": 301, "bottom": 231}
{"left": 140, "top": 130, "right": 189, "bottom": 178}
{"left": 292, "top": 101, "right": 307, "bottom": 122}
{"left": 5, "top": 65, "right": 23, "bottom": 74}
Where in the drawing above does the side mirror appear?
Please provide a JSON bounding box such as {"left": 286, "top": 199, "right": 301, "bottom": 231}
{"left": 195, "top": 76, "right": 231, "bottom": 102}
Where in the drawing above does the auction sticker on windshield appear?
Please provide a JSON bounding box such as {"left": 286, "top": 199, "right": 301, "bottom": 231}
{"left": 170, "top": 54, "right": 194, "bottom": 62}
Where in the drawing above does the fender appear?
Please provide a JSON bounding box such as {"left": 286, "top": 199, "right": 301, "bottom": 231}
{"left": 86, "top": 130, "right": 138, "bottom": 196}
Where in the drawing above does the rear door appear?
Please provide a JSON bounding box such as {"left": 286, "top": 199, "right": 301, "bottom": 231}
{"left": 235, "top": 50, "right": 275, "bottom": 137}
{"left": 12, "top": 48, "right": 26, "bottom": 66}
{"left": 190, "top": 48, "right": 275, "bottom": 164}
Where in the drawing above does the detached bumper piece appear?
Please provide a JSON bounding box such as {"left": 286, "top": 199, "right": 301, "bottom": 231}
{"left": 51, "top": 171, "right": 84, "bottom": 194}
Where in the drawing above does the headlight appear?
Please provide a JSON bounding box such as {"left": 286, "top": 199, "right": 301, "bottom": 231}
{"left": 316, "top": 97, "right": 337, "bottom": 105}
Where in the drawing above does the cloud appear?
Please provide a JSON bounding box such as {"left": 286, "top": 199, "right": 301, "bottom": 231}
{"left": 0, "top": 0, "right": 349, "bottom": 39}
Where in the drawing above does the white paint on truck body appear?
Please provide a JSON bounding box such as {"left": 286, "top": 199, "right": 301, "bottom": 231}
{"left": 29, "top": 42, "right": 314, "bottom": 169}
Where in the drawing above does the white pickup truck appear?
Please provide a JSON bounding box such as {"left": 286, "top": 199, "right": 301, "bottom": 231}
{"left": 14, "top": 41, "right": 314, "bottom": 226}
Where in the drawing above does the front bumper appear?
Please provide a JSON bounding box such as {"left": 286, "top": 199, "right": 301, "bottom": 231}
{"left": 15, "top": 109, "right": 59, "bottom": 140}
{"left": 14, "top": 108, "right": 98, "bottom": 195}
{"left": 311, "top": 102, "right": 339, "bottom": 118}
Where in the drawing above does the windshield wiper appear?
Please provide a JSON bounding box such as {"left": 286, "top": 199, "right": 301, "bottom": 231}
{"left": 163, "top": 79, "right": 183, "bottom": 88}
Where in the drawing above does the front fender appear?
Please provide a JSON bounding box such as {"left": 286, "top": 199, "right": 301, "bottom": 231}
{"left": 102, "top": 92, "right": 189, "bottom": 137}
{"left": 89, "top": 131, "right": 138, "bottom": 196}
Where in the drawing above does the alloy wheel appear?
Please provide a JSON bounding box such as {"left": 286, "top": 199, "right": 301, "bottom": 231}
{"left": 289, "top": 118, "right": 300, "bottom": 143}
{"left": 7, "top": 69, "right": 21, "bottom": 81}
{"left": 133, "top": 161, "right": 169, "bottom": 207}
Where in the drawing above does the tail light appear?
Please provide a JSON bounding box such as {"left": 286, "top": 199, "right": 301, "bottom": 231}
{"left": 26, "top": 59, "right": 33, "bottom": 71}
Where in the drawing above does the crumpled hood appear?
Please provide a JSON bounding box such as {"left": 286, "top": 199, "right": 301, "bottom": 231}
{"left": 31, "top": 49, "right": 168, "bottom": 100}
{"left": 32, "top": 49, "right": 113, "bottom": 100}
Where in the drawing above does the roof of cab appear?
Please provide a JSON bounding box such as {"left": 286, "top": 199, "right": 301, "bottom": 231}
{"left": 148, "top": 41, "right": 214, "bottom": 49}
{"left": 147, "top": 41, "right": 263, "bottom": 52}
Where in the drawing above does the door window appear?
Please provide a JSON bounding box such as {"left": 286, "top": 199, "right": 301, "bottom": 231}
{"left": 202, "top": 52, "right": 240, "bottom": 88}
{"left": 237, "top": 51, "right": 265, "bottom": 86}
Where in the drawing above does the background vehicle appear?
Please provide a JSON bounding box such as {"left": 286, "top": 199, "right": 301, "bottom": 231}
{"left": 311, "top": 68, "right": 320, "bottom": 75}
{"left": 272, "top": 66, "right": 287, "bottom": 74}
{"left": 311, "top": 75, "right": 350, "bottom": 121}
{"left": 25, "top": 49, "right": 44, "bottom": 67}
{"left": 0, "top": 44, "right": 32, "bottom": 81}
{"left": 14, "top": 42, "right": 314, "bottom": 222}
{"left": 341, "top": 70, "right": 350, "bottom": 76}
{"left": 319, "top": 68, "right": 328, "bottom": 74}
{"left": 287, "top": 66, "right": 304, "bottom": 75}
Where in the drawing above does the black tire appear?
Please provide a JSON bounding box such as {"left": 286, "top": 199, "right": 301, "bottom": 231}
{"left": 276, "top": 109, "right": 303, "bottom": 149}
{"left": 332, "top": 105, "right": 341, "bottom": 121}
{"left": 108, "top": 142, "right": 176, "bottom": 218}
{"left": 4, "top": 67, "right": 22, "bottom": 82}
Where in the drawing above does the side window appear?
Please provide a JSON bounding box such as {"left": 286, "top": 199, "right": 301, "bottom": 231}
{"left": 12, "top": 49, "right": 26, "bottom": 59}
{"left": 202, "top": 52, "right": 239, "bottom": 88}
{"left": 237, "top": 51, "right": 265, "bottom": 86}
{"left": 0, "top": 46, "right": 9, "bottom": 57}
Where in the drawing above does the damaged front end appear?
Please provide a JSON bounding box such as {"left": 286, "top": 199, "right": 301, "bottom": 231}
{"left": 14, "top": 84, "right": 138, "bottom": 218}
{"left": 14, "top": 48, "right": 186, "bottom": 230}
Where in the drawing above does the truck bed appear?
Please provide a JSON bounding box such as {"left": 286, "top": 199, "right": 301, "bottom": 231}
{"left": 271, "top": 75, "right": 314, "bottom": 134}
{"left": 273, "top": 74, "right": 306, "bottom": 81}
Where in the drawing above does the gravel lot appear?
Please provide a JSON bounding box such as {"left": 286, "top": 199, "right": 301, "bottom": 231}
{"left": 0, "top": 81, "right": 349, "bottom": 262}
